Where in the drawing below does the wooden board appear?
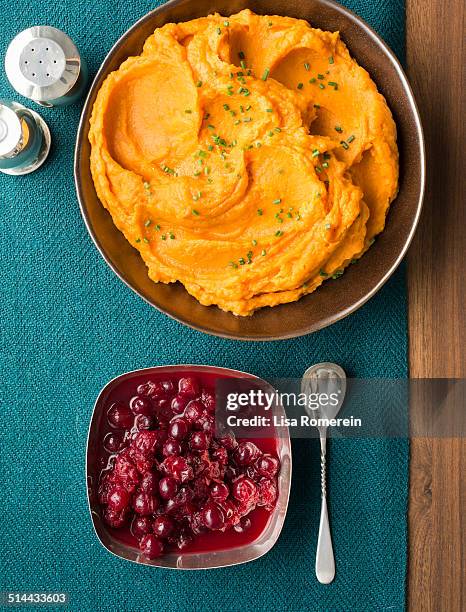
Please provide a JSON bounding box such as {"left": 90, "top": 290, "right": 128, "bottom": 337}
{"left": 406, "top": 0, "right": 465, "bottom": 609}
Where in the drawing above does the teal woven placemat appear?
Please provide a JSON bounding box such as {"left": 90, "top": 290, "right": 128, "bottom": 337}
{"left": 0, "top": 1, "right": 408, "bottom": 611}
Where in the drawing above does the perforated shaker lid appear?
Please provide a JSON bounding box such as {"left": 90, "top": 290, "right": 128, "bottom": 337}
{"left": 0, "top": 103, "right": 22, "bottom": 157}
{"left": 5, "top": 26, "right": 81, "bottom": 102}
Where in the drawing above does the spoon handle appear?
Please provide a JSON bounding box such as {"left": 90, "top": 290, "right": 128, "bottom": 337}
{"left": 315, "top": 433, "right": 335, "bottom": 584}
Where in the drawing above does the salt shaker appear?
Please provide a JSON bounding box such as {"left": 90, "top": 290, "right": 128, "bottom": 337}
{"left": 5, "top": 26, "right": 87, "bottom": 107}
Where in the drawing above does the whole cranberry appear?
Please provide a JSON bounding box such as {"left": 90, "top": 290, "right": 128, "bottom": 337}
{"left": 129, "top": 396, "right": 152, "bottom": 416}
{"left": 134, "top": 414, "right": 155, "bottom": 430}
{"left": 140, "top": 472, "right": 159, "bottom": 494}
{"left": 256, "top": 454, "right": 279, "bottom": 478}
{"left": 159, "top": 476, "right": 178, "bottom": 500}
{"left": 107, "top": 485, "right": 130, "bottom": 512}
{"left": 163, "top": 439, "right": 182, "bottom": 457}
{"left": 107, "top": 402, "right": 133, "bottom": 429}
{"left": 210, "top": 482, "right": 229, "bottom": 502}
{"left": 133, "top": 492, "right": 159, "bottom": 515}
{"left": 201, "top": 389, "right": 216, "bottom": 413}
{"left": 160, "top": 380, "right": 175, "bottom": 394}
{"left": 103, "top": 506, "right": 127, "bottom": 528}
{"left": 258, "top": 478, "right": 278, "bottom": 508}
{"left": 153, "top": 516, "right": 175, "bottom": 539}
{"left": 131, "top": 516, "right": 152, "bottom": 539}
{"left": 233, "top": 441, "right": 260, "bottom": 466}
{"left": 234, "top": 516, "right": 252, "bottom": 533}
{"left": 137, "top": 380, "right": 166, "bottom": 399}
{"left": 161, "top": 456, "right": 194, "bottom": 483}
{"left": 168, "top": 418, "right": 189, "bottom": 441}
{"left": 136, "top": 381, "right": 156, "bottom": 398}
{"left": 218, "top": 499, "right": 237, "bottom": 524}
{"left": 232, "top": 476, "right": 258, "bottom": 503}
{"left": 189, "top": 431, "right": 209, "bottom": 451}
{"left": 201, "top": 503, "right": 225, "bottom": 530}
{"left": 171, "top": 394, "right": 188, "bottom": 414}
{"left": 218, "top": 431, "right": 237, "bottom": 450}
{"left": 211, "top": 446, "right": 228, "bottom": 464}
{"left": 184, "top": 400, "right": 204, "bottom": 424}
{"left": 178, "top": 377, "right": 200, "bottom": 398}
{"left": 139, "top": 534, "right": 164, "bottom": 559}
{"left": 103, "top": 432, "right": 124, "bottom": 453}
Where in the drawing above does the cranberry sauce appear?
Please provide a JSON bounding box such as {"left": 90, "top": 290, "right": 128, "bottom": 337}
{"left": 95, "top": 370, "right": 281, "bottom": 560}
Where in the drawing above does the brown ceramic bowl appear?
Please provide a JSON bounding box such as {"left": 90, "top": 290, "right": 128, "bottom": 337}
{"left": 74, "top": 0, "right": 425, "bottom": 341}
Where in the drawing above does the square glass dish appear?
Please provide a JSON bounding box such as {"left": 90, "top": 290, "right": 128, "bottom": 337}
{"left": 86, "top": 365, "right": 292, "bottom": 569}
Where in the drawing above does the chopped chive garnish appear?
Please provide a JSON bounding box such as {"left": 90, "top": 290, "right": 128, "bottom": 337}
{"left": 320, "top": 270, "right": 328, "bottom": 277}
{"left": 325, "top": 223, "right": 331, "bottom": 229}
{"left": 239, "top": 258, "right": 246, "bottom": 265}
{"left": 262, "top": 68, "right": 270, "bottom": 81}
{"left": 335, "top": 125, "right": 343, "bottom": 133}
{"left": 312, "top": 149, "right": 320, "bottom": 158}
{"left": 275, "top": 127, "right": 281, "bottom": 132}
{"left": 314, "top": 104, "right": 320, "bottom": 109}
{"left": 238, "top": 51, "right": 245, "bottom": 60}
{"left": 216, "top": 27, "right": 221, "bottom": 35}
{"left": 230, "top": 110, "right": 236, "bottom": 116}
{"left": 155, "top": 224, "right": 161, "bottom": 231}
{"left": 161, "top": 234, "right": 166, "bottom": 240}
{"left": 275, "top": 230, "right": 284, "bottom": 237}
{"left": 136, "top": 238, "right": 141, "bottom": 243}
{"left": 268, "top": 130, "right": 274, "bottom": 137}
{"left": 252, "top": 239, "right": 257, "bottom": 246}
{"left": 332, "top": 270, "right": 344, "bottom": 279}
{"left": 268, "top": 21, "right": 273, "bottom": 26}
{"left": 144, "top": 219, "right": 152, "bottom": 227}
{"left": 185, "top": 109, "right": 192, "bottom": 114}
{"left": 246, "top": 104, "right": 252, "bottom": 111}
{"left": 329, "top": 55, "right": 334, "bottom": 64}
{"left": 234, "top": 119, "right": 241, "bottom": 125}
{"left": 340, "top": 140, "right": 349, "bottom": 150}
{"left": 143, "top": 181, "right": 150, "bottom": 189}
{"left": 266, "top": 108, "right": 273, "bottom": 112}
{"left": 143, "top": 237, "right": 149, "bottom": 244}
{"left": 223, "top": 104, "right": 230, "bottom": 110}
{"left": 319, "top": 83, "right": 325, "bottom": 89}
{"left": 347, "top": 135, "right": 355, "bottom": 143}
{"left": 257, "top": 209, "right": 263, "bottom": 216}
{"left": 315, "top": 166, "right": 322, "bottom": 173}
{"left": 208, "top": 145, "right": 214, "bottom": 151}
{"left": 318, "top": 74, "right": 325, "bottom": 79}
{"left": 224, "top": 20, "right": 230, "bottom": 26}
{"left": 328, "top": 81, "right": 338, "bottom": 87}
{"left": 192, "top": 209, "right": 200, "bottom": 215}
{"left": 196, "top": 81, "right": 203, "bottom": 87}
{"left": 287, "top": 212, "right": 292, "bottom": 218}
{"left": 240, "top": 60, "right": 247, "bottom": 70}
{"left": 243, "top": 117, "right": 252, "bottom": 123}
{"left": 204, "top": 166, "right": 210, "bottom": 175}
{"left": 304, "top": 62, "right": 310, "bottom": 71}
{"left": 262, "top": 249, "right": 267, "bottom": 256}
{"left": 273, "top": 198, "right": 282, "bottom": 204}
{"left": 208, "top": 124, "right": 215, "bottom": 130}
{"left": 170, "top": 233, "right": 175, "bottom": 240}
{"left": 229, "top": 261, "right": 238, "bottom": 268}
{"left": 323, "top": 152, "right": 331, "bottom": 159}
{"left": 309, "top": 77, "right": 316, "bottom": 83}
{"left": 322, "top": 161, "right": 329, "bottom": 169}
{"left": 297, "top": 82, "right": 304, "bottom": 90}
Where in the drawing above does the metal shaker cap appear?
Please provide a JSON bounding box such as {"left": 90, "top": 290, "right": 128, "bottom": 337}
{"left": 5, "top": 26, "right": 81, "bottom": 104}
{"left": 0, "top": 103, "right": 22, "bottom": 158}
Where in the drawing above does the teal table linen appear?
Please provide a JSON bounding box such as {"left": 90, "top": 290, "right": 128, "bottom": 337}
{"left": 0, "top": 1, "right": 408, "bottom": 610}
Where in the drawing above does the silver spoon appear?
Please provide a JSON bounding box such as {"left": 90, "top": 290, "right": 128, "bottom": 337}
{"left": 301, "top": 363, "right": 347, "bottom": 584}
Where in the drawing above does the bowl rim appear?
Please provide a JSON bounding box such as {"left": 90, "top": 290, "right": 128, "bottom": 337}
{"left": 85, "top": 364, "right": 292, "bottom": 569}
{"left": 74, "top": 0, "right": 425, "bottom": 341}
